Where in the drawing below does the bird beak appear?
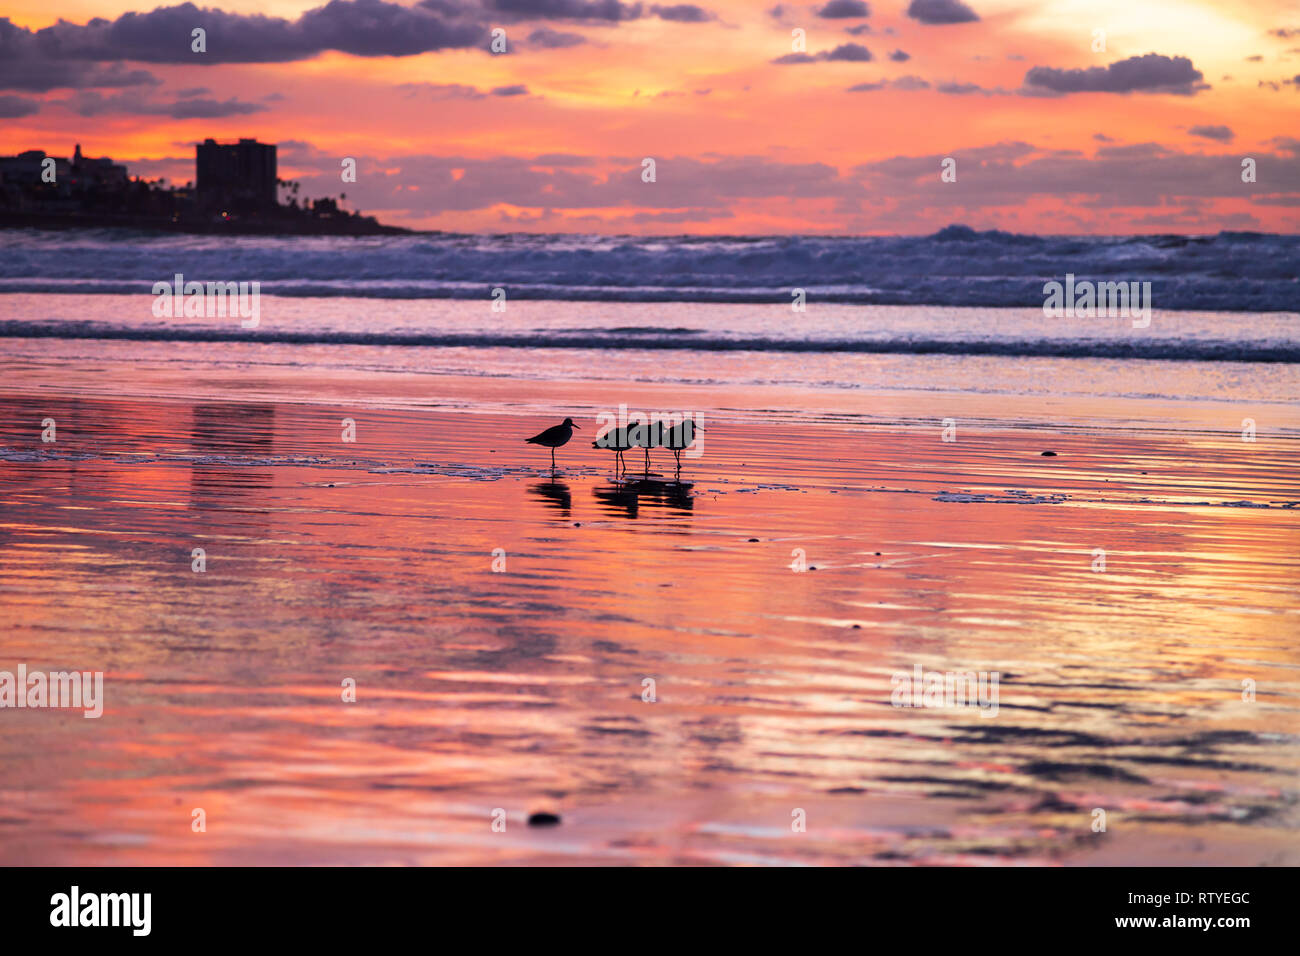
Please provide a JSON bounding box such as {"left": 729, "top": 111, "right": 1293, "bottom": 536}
{"left": 573, "top": 422, "right": 581, "bottom": 428}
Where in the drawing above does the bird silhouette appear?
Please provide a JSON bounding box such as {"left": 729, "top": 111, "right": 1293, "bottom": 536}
{"left": 526, "top": 417, "right": 580, "bottom": 470}
{"left": 663, "top": 419, "right": 702, "bottom": 479}
{"left": 593, "top": 424, "right": 635, "bottom": 476}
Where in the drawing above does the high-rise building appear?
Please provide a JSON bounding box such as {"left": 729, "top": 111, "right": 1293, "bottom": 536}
{"left": 195, "top": 138, "right": 277, "bottom": 211}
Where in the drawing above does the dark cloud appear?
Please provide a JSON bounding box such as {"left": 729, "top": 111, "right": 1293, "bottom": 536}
{"left": 892, "top": 74, "right": 930, "bottom": 90}
{"left": 532, "top": 153, "right": 595, "bottom": 166}
{"left": 847, "top": 75, "right": 929, "bottom": 91}
{"left": 491, "top": 84, "right": 530, "bottom": 95}
{"left": 1188, "top": 124, "right": 1233, "bottom": 142}
{"left": 1259, "top": 72, "right": 1300, "bottom": 90}
{"left": 0, "top": 1, "right": 486, "bottom": 81}
{"left": 651, "top": 4, "right": 714, "bottom": 21}
{"left": 397, "top": 82, "right": 488, "bottom": 99}
{"left": 0, "top": 19, "right": 162, "bottom": 91}
{"left": 165, "top": 96, "right": 269, "bottom": 118}
{"left": 63, "top": 90, "right": 267, "bottom": 118}
{"left": 888, "top": 49, "right": 910, "bottom": 61}
{"left": 484, "top": 0, "right": 643, "bottom": 21}
{"left": 844, "top": 24, "right": 873, "bottom": 35}
{"left": 824, "top": 42, "right": 872, "bottom": 61}
{"left": 1093, "top": 133, "right": 1115, "bottom": 142}
{"left": 527, "top": 27, "right": 587, "bottom": 46}
{"left": 1024, "top": 53, "right": 1208, "bottom": 95}
{"left": 906, "top": 0, "right": 979, "bottom": 25}
{"left": 816, "top": 1, "right": 871, "bottom": 18}
{"left": 776, "top": 42, "right": 872, "bottom": 63}
{"left": 297, "top": 0, "right": 485, "bottom": 56}
{"left": 0, "top": 94, "right": 40, "bottom": 117}
{"left": 1269, "top": 28, "right": 1300, "bottom": 39}
{"left": 478, "top": 0, "right": 719, "bottom": 25}
{"left": 849, "top": 76, "right": 999, "bottom": 94}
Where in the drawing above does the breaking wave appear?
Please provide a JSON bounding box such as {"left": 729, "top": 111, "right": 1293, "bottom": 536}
{"left": 1, "top": 226, "right": 1297, "bottom": 311}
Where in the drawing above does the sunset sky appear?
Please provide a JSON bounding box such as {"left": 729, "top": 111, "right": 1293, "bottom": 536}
{"left": 2, "top": 0, "right": 1298, "bottom": 233}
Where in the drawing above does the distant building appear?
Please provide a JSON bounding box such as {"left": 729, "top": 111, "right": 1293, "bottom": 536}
{"left": 70, "top": 144, "right": 128, "bottom": 189}
{"left": 195, "top": 138, "right": 277, "bottom": 212}
{"left": 1, "top": 137, "right": 393, "bottom": 233}
{"left": 0, "top": 150, "right": 69, "bottom": 189}
{"left": 0, "top": 145, "right": 126, "bottom": 194}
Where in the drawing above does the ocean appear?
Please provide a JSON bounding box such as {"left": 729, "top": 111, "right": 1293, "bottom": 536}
{"left": 1, "top": 227, "right": 1297, "bottom": 436}
{"left": 0, "top": 226, "right": 1296, "bottom": 310}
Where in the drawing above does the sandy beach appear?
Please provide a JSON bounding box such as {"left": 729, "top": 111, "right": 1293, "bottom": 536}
{"left": 2, "top": 347, "right": 1297, "bottom": 865}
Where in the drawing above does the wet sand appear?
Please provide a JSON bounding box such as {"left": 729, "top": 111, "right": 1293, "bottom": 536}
{"left": 1, "top": 378, "right": 1297, "bottom": 866}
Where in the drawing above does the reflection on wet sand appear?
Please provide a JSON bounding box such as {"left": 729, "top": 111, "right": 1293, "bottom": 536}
{"left": 592, "top": 479, "right": 694, "bottom": 518}
{"left": 0, "top": 398, "right": 1297, "bottom": 866}
{"left": 529, "top": 479, "right": 572, "bottom": 516}
{"left": 190, "top": 402, "right": 276, "bottom": 454}
{"left": 188, "top": 404, "right": 276, "bottom": 517}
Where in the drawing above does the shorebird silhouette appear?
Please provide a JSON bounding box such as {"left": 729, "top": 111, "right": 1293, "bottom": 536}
{"left": 593, "top": 425, "right": 634, "bottom": 476}
{"left": 663, "top": 419, "right": 702, "bottom": 479}
{"left": 632, "top": 421, "right": 662, "bottom": 476}
{"left": 526, "top": 417, "right": 579, "bottom": 470}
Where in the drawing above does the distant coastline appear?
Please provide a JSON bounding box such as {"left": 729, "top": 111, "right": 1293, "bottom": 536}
{"left": 0, "top": 210, "right": 412, "bottom": 236}
{"left": 1, "top": 139, "right": 410, "bottom": 236}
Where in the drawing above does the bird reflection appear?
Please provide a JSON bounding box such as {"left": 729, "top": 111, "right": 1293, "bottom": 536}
{"left": 593, "top": 478, "right": 693, "bottom": 518}
{"left": 529, "top": 479, "right": 572, "bottom": 516}
{"left": 593, "top": 481, "right": 640, "bottom": 518}
{"left": 189, "top": 404, "right": 275, "bottom": 519}
{"left": 191, "top": 403, "right": 275, "bottom": 454}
